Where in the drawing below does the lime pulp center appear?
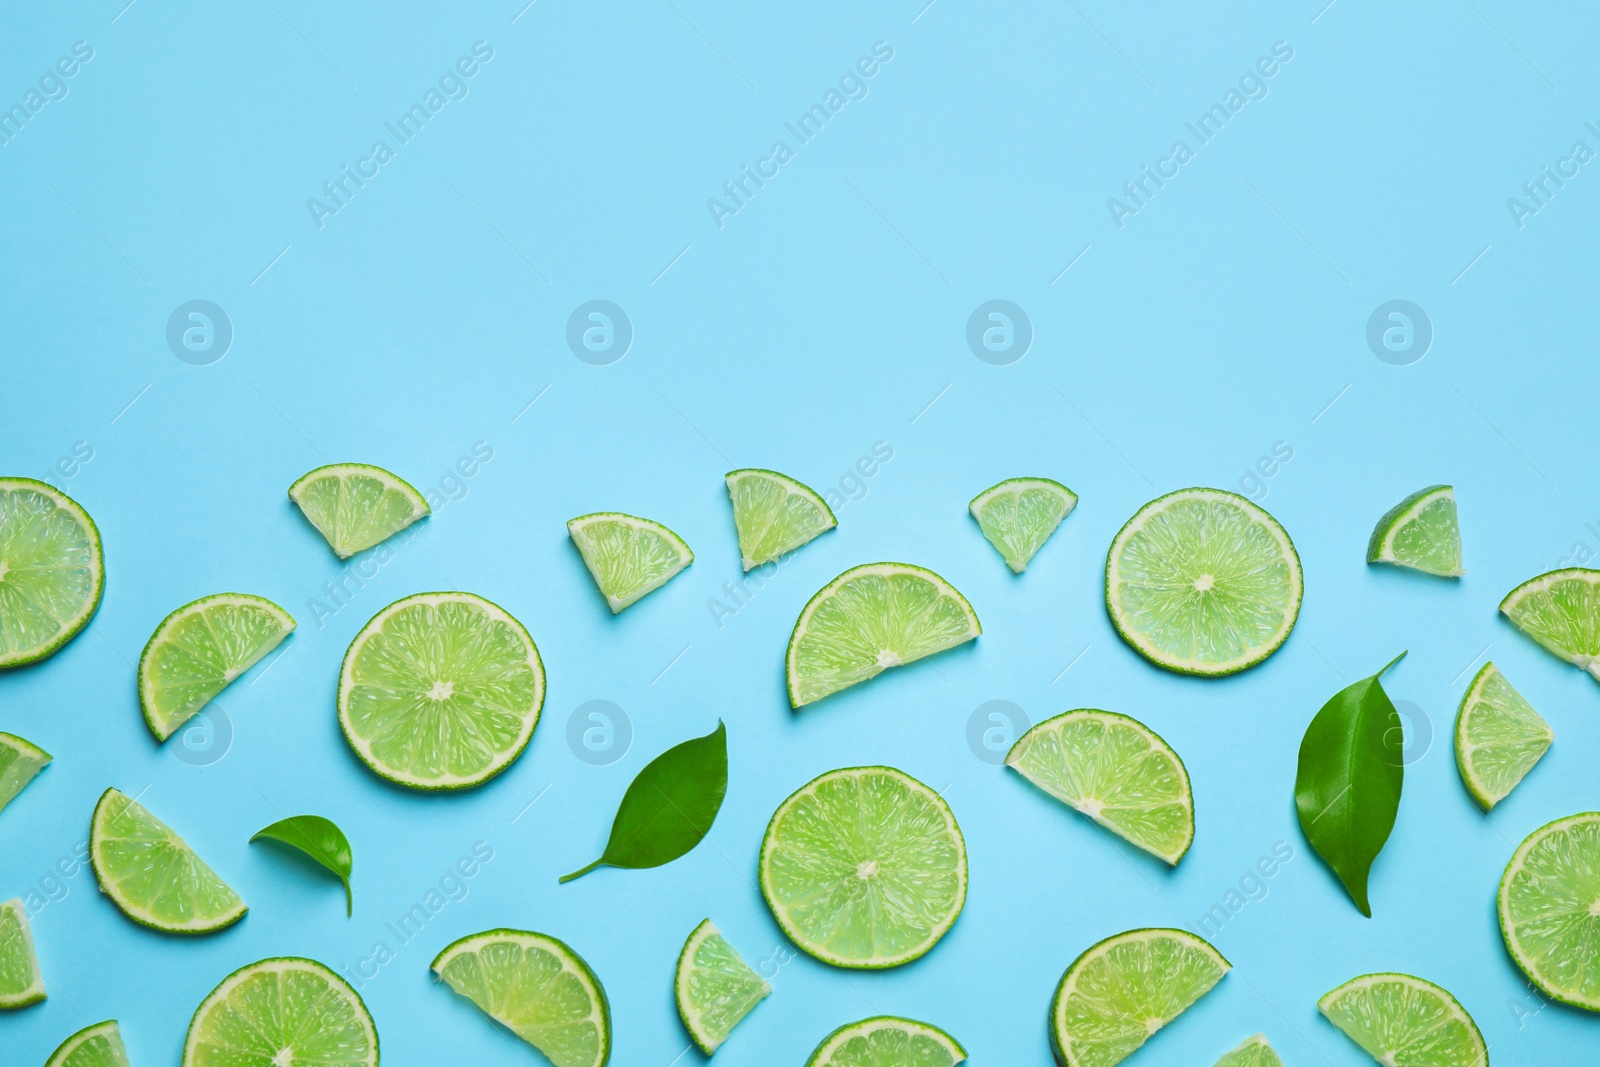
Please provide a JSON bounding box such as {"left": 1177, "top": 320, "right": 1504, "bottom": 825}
{"left": 875, "top": 650, "right": 901, "bottom": 668}
{"left": 856, "top": 859, "right": 878, "bottom": 879}
{"left": 1192, "top": 574, "right": 1215, "bottom": 592}
{"left": 426, "top": 680, "right": 455, "bottom": 700}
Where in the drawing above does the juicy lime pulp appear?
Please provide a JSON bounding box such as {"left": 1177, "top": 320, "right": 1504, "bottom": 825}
{"left": 46, "top": 1020, "right": 128, "bottom": 1067}
{"left": 968, "top": 476, "right": 1077, "bottom": 572}
{"left": 1105, "top": 489, "right": 1301, "bottom": 676}
{"left": 339, "top": 592, "right": 544, "bottom": 790}
{"left": 1500, "top": 568, "right": 1600, "bottom": 680}
{"left": 89, "top": 788, "right": 246, "bottom": 934}
{"left": 785, "top": 563, "right": 980, "bottom": 707}
{"left": 289, "top": 462, "right": 428, "bottom": 559}
{"left": 1498, "top": 812, "right": 1600, "bottom": 1010}
{"left": 1455, "top": 663, "right": 1552, "bottom": 810}
{"left": 0, "top": 478, "right": 103, "bottom": 669}
{"left": 432, "top": 928, "right": 610, "bottom": 1067}
{"left": 806, "top": 1016, "right": 967, "bottom": 1067}
{"left": 1366, "top": 485, "right": 1462, "bottom": 576}
{"left": 183, "top": 957, "right": 377, "bottom": 1067}
{"left": 138, "top": 593, "right": 295, "bottom": 741}
{"left": 675, "top": 919, "right": 770, "bottom": 1054}
{"left": 567, "top": 512, "right": 693, "bottom": 613}
{"left": 0, "top": 897, "right": 44, "bottom": 1009}
{"left": 1318, "top": 973, "right": 1487, "bottom": 1066}
{"left": 759, "top": 766, "right": 967, "bottom": 969}
{"left": 1213, "top": 1034, "right": 1282, "bottom": 1067}
{"left": 1006, "top": 709, "right": 1193, "bottom": 864}
{"left": 725, "top": 469, "right": 836, "bottom": 571}
{"left": 0, "top": 731, "right": 51, "bottom": 815}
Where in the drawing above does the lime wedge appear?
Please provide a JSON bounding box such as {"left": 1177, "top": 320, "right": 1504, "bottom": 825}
{"left": 90, "top": 788, "right": 245, "bottom": 934}
{"left": 786, "top": 563, "right": 980, "bottom": 707}
{"left": 1318, "top": 973, "right": 1487, "bottom": 1066}
{"left": 806, "top": 1016, "right": 966, "bottom": 1067}
{"left": 1498, "top": 811, "right": 1600, "bottom": 1010}
{"left": 1213, "top": 1034, "right": 1282, "bottom": 1067}
{"left": 1106, "top": 489, "right": 1301, "bottom": 676}
{"left": 725, "top": 469, "right": 836, "bottom": 571}
{"left": 1455, "top": 663, "right": 1552, "bottom": 810}
{"left": 567, "top": 512, "right": 693, "bottom": 612}
{"left": 432, "top": 928, "right": 610, "bottom": 1067}
{"left": 138, "top": 593, "right": 295, "bottom": 741}
{"left": 675, "top": 918, "right": 770, "bottom": 1054}
{"left": 339, "top": 592, "right": 544, "bottom": 790}
{"left": 1500, "top": 568, "right": 1600, "bottom": 681}
{"left": 183, "top": 957, "right": 377, "bottom": 1067}
{"left": 1006, "top": 709, "right": 1193, "bottom": 864}
{"left": 0, "top": 731, "right": 50, "bottom": 817}
{"left": 969, "top": 477, "right": 1077, "bottom": 572}
{"left": 46, "top": 1020, "right": 128, "bottom": 1067}
{"left": 760, "top": 766, "right": 966, "bottom": 969}
{"left": 1367, "top": 485, "right": 1463, "bottom": 577}
{"left": 1050, "top": 927, "right": 1229, "bottom": 1067}
{"left": 289, "top": 462, "right": 428, "bottom": 559}
{"left": 0, "top": 478, "right": 103, "bottom": 668}
{"left": 0, "top": 897, "right": 44, "bottom": 1009}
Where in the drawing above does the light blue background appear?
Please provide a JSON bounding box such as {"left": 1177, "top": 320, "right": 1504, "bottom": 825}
{"left": 3, "top": 0, "right": 1598, "bottom": 1063}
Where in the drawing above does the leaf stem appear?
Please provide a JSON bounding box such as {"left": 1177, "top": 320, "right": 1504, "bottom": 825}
{"left": 558, "top": 859, "right": 604, "bottom": 884}
{"left": 344, "top": 881, "right": 353, "bottom": 917}
{"left": 1376, "top": 650, "right": 1408, "bottom": 677}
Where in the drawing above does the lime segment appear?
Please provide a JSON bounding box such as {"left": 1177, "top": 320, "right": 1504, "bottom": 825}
{"left": 1318, "top": 973, "right": 1487, "bottom": 1066}
{"left": 806, "top": 1016, "right": 967, "bottom": 1067}
{"left": 0, "top": 731, "right": 50, "bottom": 817}
{"left": 725, "top": 469, "right": 836, "bottom": 571}
{"left": 1500, "top": 568, "right": 1600, "bottom": 681}
{"left": 675, "top": 919, "right": 770, "bottom": 1053}
{"left": 289, "top": 462, "right": 428, "bottom": 559}
{"left": 0, "top": 478, "right": 103, "bottom": 668}
{"left": 1213, "top": 1034, "right": 1282, "bottom": 1067}
{"left": 183, "top": 957, "right": 377, "bottom": 1067}
{"left": 138, "top": 593, "right": 295, "bottom": 741}
{"left": 1455, "top": 663, "right": 1552, "bottom": 810}
{"left": 567, "top": 512, "right": 693, "bottom": 612}
{"left": 1498, "top": 812, "right": 1600, "bottom": 1010}
{"left": 1367, "top": 485, "right": 1462, "bottom": 576}
{"left": 46, "top": 1020, "right": 129, "bottom": 1067}
{"left": 90, "top": 788, "right": 246, "bottom": 934}
{"left": 969, "top": 477, "right": 1077, "bottom": 572}
{"left": 0, "top": 897, "right": 44, "bottom": 1009}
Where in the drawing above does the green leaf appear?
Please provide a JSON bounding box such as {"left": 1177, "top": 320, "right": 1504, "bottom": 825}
{"left": 251, "top": 814, "right": 354, "bottom": 915}
{"left": 1294, "top": 652, "right": 1407, "bottom": 917}
{"left": 561, "top": 720, "right": 728, "bottom": 883}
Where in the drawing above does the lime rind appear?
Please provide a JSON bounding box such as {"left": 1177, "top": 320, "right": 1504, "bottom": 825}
{"left": 968, "top": 476, "right": 1077, "bottom": 573}
{"left": 138, "top": 593, "right": 296, "bottom": 741}
{"left": 89, "top": 788, "right": 246, "bottom": 934}
{"left": 0, "top": 731, "right": 51, "bottom": 817}
{"left": 567, "top": 512, "right": 693, "bottom": 613}
{"left": 1455, "top": 663, "right": 1552, "bottom": 810}
{"left": 806, "top": 1016, "right": 967, "bottom": 1067}
{"left": 1498, "top": 811, "right": 1600, "bottom": 1011}
{"left": 725, "top": 469, "right": 837, "bottom": 571}
{"left": 1213, "top": 1034, "right": 1283, "bottom": 1067}
{"left": 1006, "top": 709, "right": 1194, "bottom": 864}
{"left": 1366, "top": 485, "right": 1463, "bottom": 577}
{"left": 0, "top": 477, "right": 104, "bottom": 669}
{"left": 675, "top": 919, "right": 770, "bottom": 1054}
{"left": 1500, "top": 568, "right": 1600, "bottom": 681}
{"left": 0, "top": 897, "right": 45, "bottom": 1010}
{"left": 46, "top": 1020, "right": 129, "bottom": 1067}
{"left": 183, "top": 956, "right": 378, "bottom": 1067}
{"left": 288, "top": 462, "right": 429, "bottom": 559}
{"left": 1318, "top": 972, "right": 1487, "bottom": 1066}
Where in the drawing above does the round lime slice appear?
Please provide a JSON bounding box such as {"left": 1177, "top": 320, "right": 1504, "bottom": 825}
{"left": 0, "top": 897, "right": 44, "bottom": 1009}
{"left": 138, "top": 593, "right": 295, "bottom": 741}
{"left": 0, "top": 477, "right": 103, "bottom": 669}
{"left": 567, "top": 512, "right": 693, "bottom": 613}
{"left": 1498, "top": 811, "right": 1600, "bottom": 1010}
{"left": 1051, "top": 927, "right": 1230, "bottom": 1067}
{"left": 969, "top": 476, "right": 1077, "bottom": 572}
{"left": 90, "top": 788, "right": 246, "bottom": 934}
{"left": 806, "top": 1016, "right": 967, "bottom": 1067}
{"left": 289, "top": 462, "right": 428, "bottom": 559}
{"left": 339, "top": 592, "right": 544, "bottom": 790}
{"left": 1213, "top": 1034, "right": 1282, "bottom": 1067}
{"left": 1455, "top": 663, "right": 1553, "bottom": 810}
{"left": 786, "top": 563, "right": 980, "bottom": 707}
{"left": 432, "top": 928, "right": 610, "bottom": 1067}
{"left": 1318, "top": 972, "right": 1487, "bottom": 1066}
{"left": 1106, "top": 488, "right": 1301, "bottom": 676}
{"left": 1500, "top": 568, "right": 1600, "bottom": 681}
{"left": 46, "top": 1020, "right": 128, "bottom": 1067}
{"left": 760, "top": 766, "right": 966, "bottom": 969}
{"left": 0, "top": 731, "right": 51, "bottom": 817}
{"left": 1366, "top": 485, "right": 1462, "bottom": 577}
{"left": 675, "top": 918, "right": 770, "bottom": 1054}
{"left": 183, "top": 957, "right": 377, "bottom": 1067}
{"left": 725, "top": 468, "right": 836, "bottom": 571}
{"left": 1006, "top": 709, "right": 1193, "bottom": 864}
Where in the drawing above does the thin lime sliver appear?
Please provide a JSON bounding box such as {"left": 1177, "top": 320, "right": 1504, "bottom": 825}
{"left": 1318, "top": 972, "right": 1487, "bottom": 1066}
{"left": 138, "top": 593, "right": 295, "bottom": 741}
{"left": 1367, "top": 485, "right": 1462, "bottom": 577}
{"left": 1455, "top": 663, "right": 1552, "bottom": 810}
{"left": 568, "top": 512, "right": 693, "bottom": 613}
{"left": 183, "top": 957, "right": 377, "bottom": 1067}
{"left": 0, "top": 731, "right": 51, "bottom": 817}
{"left": 806, "top": 1016, "right": 966, "bottom": 1067}
{"left": 1213, "top": 1034, "right": 1282, "bottom": 1067}
{"left": 90, "top": 788, "right": 246, "bottom": 934}
{"left": 675, "top": 919, "right": 770, "bottom": 1054}
{"left": 1498, "top": 812, "right": 1600, "bottom": 1011}
{"left": 0, "top": 477, "right": 103, "bottom": 668}
{"left": 725, "top": 469, "right": 835, "bottom": 571}
{"left": 0, "top": 897, "right": 44, "bottom": 1009}
{"left": 969, "top": 476, "right": 1077, "bottom": 572}
{"left": 1500, "top": 568, "right": 1600, "bottom": 681}
{"left": 46, "top": 1020, "right": 128, "bottom": 1067}
{"left": 289, "top": 462, "right": 428, "bottom": 559}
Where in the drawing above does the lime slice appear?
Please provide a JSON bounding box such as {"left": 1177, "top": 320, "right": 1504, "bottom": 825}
{"left": 289, "top": 462, "right": 428, "bottom": 559}
{"left": 0, "top": 897, "right": 44, "bottom": 1009}
{"left": 806, "top": 1016, "right": 967, "bottom": 1067}
{"left": 1005, "top": 709, "right": 1193, "bottom": 864}
{"left": 46, "top": 1020, "right": 129, "bottom": 1067}
{"left": 1366, "top": 485, "right": 1462, "bottom": 577}
{"left": 1498, "top": 811, "right": 1600, "bottom": 1010}
{"left": 183, "top": 957, "right": 378, "bottom": 1067}
{"left": 786, "top": 563, "right": 980, "bottom": 707}
{"left": 0, "top": 478, "right": 103, "bottom": 668}
{"left": 1500, "top": 568, "right": 1600, "bottom": 681}
{"left": 339, "top": 592, "right": 544, "bottom": 790}
{"left": 760, "top": 766, "right": 966, "bottom": 969}
{"left": 1105, "top": 488, "right": 1301, "bottom": 676}
{"left": 90, "top": 788, "right": 246, "bottom": 934}
{"left": 0, "top": 731, "right": 50, "bottom": 817}
{"left": 567, "top": 512, "right": 693, "bottom": 613}
{"left": 1050, "top": 927, "right": 1229, "bottom": 1067}
{"left": 432, "top": 928, "right": 610, "bottom": 1067}
{"left": 969, "top": 477, "right": 1077, "bottom": 573}
{"left": 675, "top": 918, "right": 770, "bottom": 1054}
{"left": 1213, "top": 1034, "right": 1282, "bottom": 1067}
{"left": 138, "top": 593, "right": 295, "bottom": 741}
{"left": 725, "top": 469, "right": 836, "bottom": 571}
{"left": 1318, "top": 973, "right": 1487, "bottom": 1066}
{"left": 1455, "top": 663, "right": 1552, "bottom": 810}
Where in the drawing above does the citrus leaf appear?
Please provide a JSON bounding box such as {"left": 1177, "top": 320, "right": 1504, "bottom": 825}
{"left": 561, "top": 721, "right": 727, "bottom": 883}
{"left": 251, "top": 814, "right": 354, "bottom": 915}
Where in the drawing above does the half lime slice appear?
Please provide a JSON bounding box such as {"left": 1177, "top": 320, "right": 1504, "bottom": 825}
{"left": 138, "top": 593, "right": 295, "bottom": 741}
{"left": 786, "top": 563, "right": 980, "bottom": 707}
{"left": 969, "top": 477, "right": 1077, "bottom": 573}
{"left": 1105, "top": 489, "right": 1301, "bottom": 676}
{"left": 339, "top": 592, "right": 544, "bottom": 790}
{"left": 1498, "top": 811, "right": 1600, "bottom": 1010}
{"left": 567, "top": 512, "right": 693, "bottom": 612}
{"left": 1006, "top": 709, "right": 1193, "bottom": 864}
{"left": 760, "top": 766, "right": 966, "bottom": 969}
{"left": 725, "top": 469, "right": 836, "bottom": 571}
{"left": 1366, "top": 485, "right": 1463, "bottom": 577}
{"left": 0, "top": 897, "right": 44, "bottom": 1009}
{"left": 46, "top": 1020, "right": 129, "bottom": 1067}
{"left": 90, "top": 788, "right": 246, "bottom": 934}
{"left": 1455, "top": 663, "right": 1552, "bottom": 810}
{"left": 289, "top": 462, "right": 428, "bottom": 559}
{"left": 183, "top": 957, "right": 377, "bottom": 1067}
{"left": 1050, "top": 927, "right": 1229, "bottom": 1067}
{"left": 675, "top": 918, "right": 770, "bottom": 1054}
{"left": 432, "top": 928, "right": 610, "bottom": 1067}
{"left": 0, "top": 477, "right": 103, "bottom": 668}
{"left": 1213, "top": 1034, "right": 1282, "bottom": 1067}
{"left": 1318, "top": 973, "right": 1487, "bottom": 1066}
{"left": 1500, "top": 568, "right": 1600, "bottom": 681}
{"left": 0, "top": 731, "right": 50, "bottom": 817}
{"left": 806, "top": 1016, "right": 966, "bottom": 1067}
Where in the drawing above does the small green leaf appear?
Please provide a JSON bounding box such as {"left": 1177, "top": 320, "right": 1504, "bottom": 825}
{"left": 1294, "top": 652, "right": 1407, "bottom": 917}
{"left": 251, "top": 814, "right": 354, "bottom": 915}
{"left": 561, "top": 721, "right": 728, "bottom": 883}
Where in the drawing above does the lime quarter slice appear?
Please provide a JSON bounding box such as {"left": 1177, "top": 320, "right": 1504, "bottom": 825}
{"left": 806, "top": 1016, "right": 966, "bottom": 1067}
{"left": 0, "top": 477, "right": 103, "bottom": 668}
{"left": 46, "top": 1020, "right": 129, "bottom": 1067}
{"left": 90, "top": 788, "right": 246, "bottom": 934}
{"left": 183, "top": 957, "right": 377, "bottom": 1067}
{"left": 1213, "top": 1034, "right": 1282, "bottom": 1067}
{"left": 1366, "top": 485, "right": 1463, "bottom": 577}
{"left": 1498, "top": 811, "right": 1600, "bottom": 1011}
{"left": 0, "top": 897, "right": 44, "bottom": 1009}
{"left": 567, "top": 512, "right": 693, "bottom": 612}
{"left": 725, "top": 469, "right": 836, "bottom": 571}
{"left": 138, "top": 593, "right": 295, "bottom": 741}
{"left": 1455, "top": 663, "right": 1552, "bottom": 810}
{"left": 289, "top": 462, "right": 428, "bottom": 558}
{"left": 675, "top": 918, "right": 770, "bottom": 1054}
{"left": 969, "top": 477, "right": 1077, "bottom": 572}
{"left": 1318, "top": 973, "right": 1487, "bottom": 1066}
{"left": 1500, "top": 568, "right": 1600, "bottom": 681}
{"left": 0, "top": 731, "right": 50, "bottom": 817}
{"left": 432, "top": 928, "right": 610, "bottom": 1067}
